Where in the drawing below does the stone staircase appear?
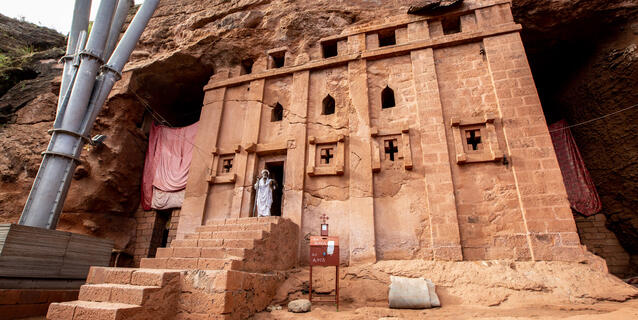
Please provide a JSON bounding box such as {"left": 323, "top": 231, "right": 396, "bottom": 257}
{"left": 140, "top": 216, "right": 297, "bottom": 273}
{"left": 47, "top": 217, "right": 298, "bottom": 320}
{"left": 47, "top": 268, "right": 181, "bottom": 320}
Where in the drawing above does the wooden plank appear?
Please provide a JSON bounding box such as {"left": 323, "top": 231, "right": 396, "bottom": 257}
{"left": 1, "top": 224, "right": 70, "bottom": 258}
{"left": 0, "top": 256, "right": 64, "bottom": 278}
{"left": 0, "top": 278, "right": 84, "bottom": 289}
{"left": 0, "top": 225, "right": 112, "bottom": 279}
{"left": 0, "top": 224, "right": 10, "bottom": 250}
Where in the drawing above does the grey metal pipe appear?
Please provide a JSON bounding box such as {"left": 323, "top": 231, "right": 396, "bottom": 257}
{"left": 58, "top": 0, "right": 92, "bottom": 109}
{"left": 81, "top": 0, "right": 160, "bottom": 136}
{"left": 19, "top": 0, "right": 118, "bottom": 229}
{"left": 104, "top": 0, "right": 133, "bottom": 62}
{"left": 19, "top": 0, "right": 159, "bottom": 229}
{"left": 78, "top": 0, "right": 159, "bottom": 138}
{"left": 107, "top": 0, "right": 158, "bottom": 72}
{"left": 54, "top": 31, "right": 87, "bottom": 129}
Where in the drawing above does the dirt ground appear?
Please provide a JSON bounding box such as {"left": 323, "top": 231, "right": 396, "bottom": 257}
{"left": 254, "top": 299, "right": 638, "bottom": 319}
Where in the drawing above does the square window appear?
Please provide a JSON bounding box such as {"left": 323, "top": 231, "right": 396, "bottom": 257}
{"left": 322, "top": 40, "right": 338, "bottom": 58}
{"left": 240, "top": 59, "right": 253, "bottom": 75}
{"left": 378, "top": 29, "right": 396, "bottom": 47}
{"left": 442, "top": 16, "right": 461, "bottom": 35}
{"left": 269, "top": 51, "right": 285, "bottom": 69}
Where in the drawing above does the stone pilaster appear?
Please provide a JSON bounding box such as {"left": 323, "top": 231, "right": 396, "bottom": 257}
{"left": 231, "top": 79, "right": 265, "bottom": 217}
{"left": 483, "top": 31, "right": 583, "bottom": 261}
{"left": 284, "top": 70, "right": 310, "bottom": 262}
{"left": 176, "top": 72, "right": 228, "bottom": 239}
{"left": 411, "top": 48, "right": 463, "bottom": 260}
{"left": 347, "top": 33, "right": 376, "bottom": 264}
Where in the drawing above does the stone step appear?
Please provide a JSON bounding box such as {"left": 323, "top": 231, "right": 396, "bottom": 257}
{"left": 79, "top": 283, "right": 160, "bottom": 305}
{"left": 140, "top": 257, "right": 243, "bottom": 271}
{"left": 171, "top": 238, "right": 254, "bottom": 249}
{"left": 47, "top": 300, "right": 142, "bottom": 320}
{"left": 196, "top": 222, "right": 273, "bottom": 233}
{"left": 206, "top": 216, "right": 281, "bottom": 226}
{"left": 222, "top": 239, "right": 255, "bottom": 249}
{"left": 196, "top": 230, "right": 265, "bottom": 240}
{"left": 86, "top": 267, "right": 182, "bottom": 287}
{"left": 156, "top": 247, "right": 246, "bottom": 259}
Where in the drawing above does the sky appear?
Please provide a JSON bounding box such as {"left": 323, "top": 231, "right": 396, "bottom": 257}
{"left": 0, "top": 0, "right": 144, "bottom": 35}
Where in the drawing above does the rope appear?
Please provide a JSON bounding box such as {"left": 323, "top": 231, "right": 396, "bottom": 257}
{"left": 548, "top": 103, "right": 638, "bottom": 133}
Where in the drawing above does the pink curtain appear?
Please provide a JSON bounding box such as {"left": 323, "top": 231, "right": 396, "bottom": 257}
{"left": 142, "top": 121, "right": 199, "bottom": 210}
{"left": 549, "top": 120, "right": 602, "bottom": 216}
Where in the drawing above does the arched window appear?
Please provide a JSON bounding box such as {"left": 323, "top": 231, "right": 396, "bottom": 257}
{"left": 271, "top": 102, "right": 283, "bottom": 122}
{"left": 322, "top": 95, "right": 335, "bottom": 115}
{"left": 381, "top": 86, "right": 396, "bottom": 109}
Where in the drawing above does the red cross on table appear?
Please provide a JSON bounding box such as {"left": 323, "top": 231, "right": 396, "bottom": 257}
{"left": 320, "top": 213, "right": 329, "bottom": 224}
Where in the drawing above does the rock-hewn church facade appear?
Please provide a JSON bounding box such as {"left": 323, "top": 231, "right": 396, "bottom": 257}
{"left": 175, "top": 0, "right": 584, "bottom": 265}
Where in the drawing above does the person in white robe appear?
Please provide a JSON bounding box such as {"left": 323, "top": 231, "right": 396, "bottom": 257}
{"left": 253, "top": 169, "right": 277, "bottom": 217}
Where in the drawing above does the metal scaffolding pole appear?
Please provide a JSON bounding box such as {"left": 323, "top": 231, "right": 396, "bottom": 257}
{"left": 58, "top": 0, "right": 92, "bottom": 110}
{"left": 19, "top": 0, "right": 160, "bottom": 229}
{"left": 104, "top": 0, "right": 133, "bottom": 61}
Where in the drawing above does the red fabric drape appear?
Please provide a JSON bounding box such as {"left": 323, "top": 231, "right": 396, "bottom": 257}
{"left": 548, "top": 120, "right": 602, "bottom": 216}
{"left": 142, "top": 121, "right": 199, "bottom": 210}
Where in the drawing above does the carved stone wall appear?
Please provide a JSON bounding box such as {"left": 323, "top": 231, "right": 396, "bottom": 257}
{"left": 177, "top": 1, "right": 586, "bottom": 265}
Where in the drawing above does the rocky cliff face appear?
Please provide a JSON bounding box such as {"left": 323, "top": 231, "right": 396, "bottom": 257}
{"left": 0, "top": 0, "right": 636, "bottom": 274}
{"left": 512, "top": 0, "right": 638, "bottom": 275}
{"left": 0, "top": 14, "right": 145, "bottom": 251}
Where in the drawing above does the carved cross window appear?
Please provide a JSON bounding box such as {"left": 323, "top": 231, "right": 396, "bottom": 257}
{"left": 320, "top": 148, "right": 334, "bottom": 165}
{"left": 384, "top": 139, "right": 399, "bottom": 161}
{"left": 465, "top": 129, "right": 482, "bottom": 151}
{"left": 222, "top": 158, "right": 233, "bottom": 173}
{"left": 451, "top": 115, "right": 502, "bottom": 164}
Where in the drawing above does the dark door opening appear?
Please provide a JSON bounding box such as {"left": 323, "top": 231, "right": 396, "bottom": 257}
{"left": 265, "top": 161, "right": 284, "bottom": 217}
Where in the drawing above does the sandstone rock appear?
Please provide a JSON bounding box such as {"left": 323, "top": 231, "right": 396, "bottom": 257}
{"left": 288, "top": 299, "right": 311, "bottom": 313}
{"left": 276, "top": 260, "right": 638, "bottom": 307}
{"left": 408, "top": 0, "right": 463, "bottom": 14}
{"left": 266, "top": 304, "right": 282, "bottom": 312}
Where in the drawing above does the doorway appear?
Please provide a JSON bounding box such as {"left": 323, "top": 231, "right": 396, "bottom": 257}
{"left": 265, "top": 161, "right": 284, "bottom": 216}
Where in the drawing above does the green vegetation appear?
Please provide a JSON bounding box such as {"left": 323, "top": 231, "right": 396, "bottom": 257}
{"left": 14, "top": 45, "right": 35, "bottom": 57}
{"left": 0, "top": 53, "right": 10, "bottom": 69}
